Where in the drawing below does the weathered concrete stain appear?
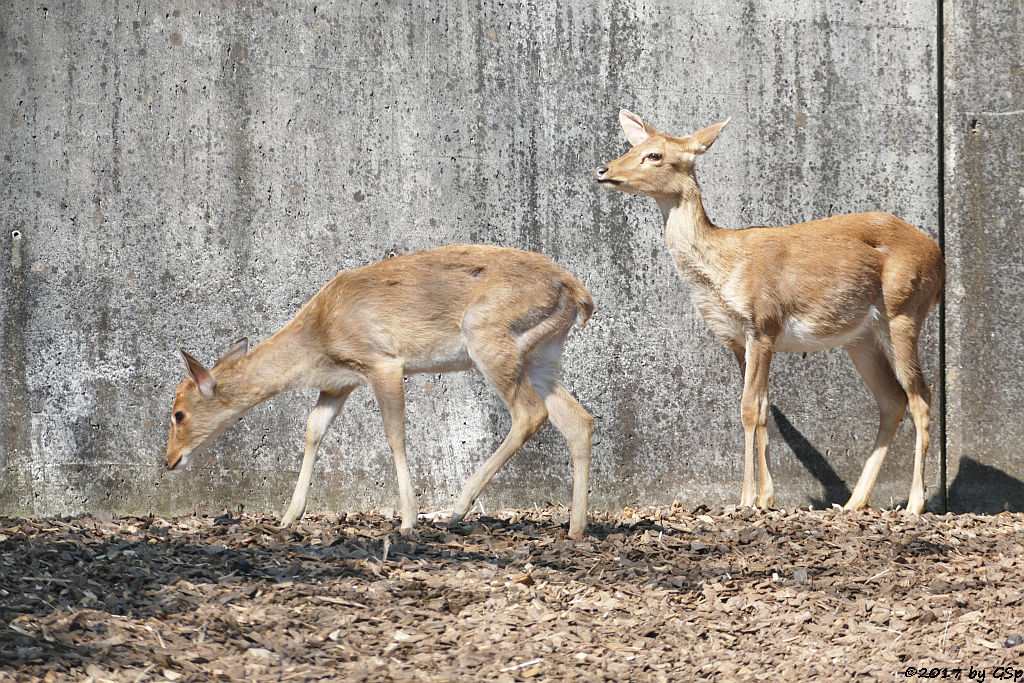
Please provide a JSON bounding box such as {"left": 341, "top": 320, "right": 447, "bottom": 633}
{"left": 1, "top": 229, "right": 33, "bottom": 515}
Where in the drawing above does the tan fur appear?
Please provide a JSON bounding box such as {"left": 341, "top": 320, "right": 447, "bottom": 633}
{"left": 595, "top": 110, "right": 944, "bottom": 514}
{"left": 166, "top": 244, "right": 594, "bottom": 538}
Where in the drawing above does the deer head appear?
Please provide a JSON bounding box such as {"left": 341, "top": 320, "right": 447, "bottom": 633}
{"left": 593, "top": 110, "right": 729, "bottom": 201}
{"left": 166, "top": 338, "right": 249, "bottom": 470}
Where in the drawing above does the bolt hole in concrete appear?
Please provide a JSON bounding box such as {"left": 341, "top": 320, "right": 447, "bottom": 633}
{"left": 11, "top": 230, "right": 20, "bottom": 239}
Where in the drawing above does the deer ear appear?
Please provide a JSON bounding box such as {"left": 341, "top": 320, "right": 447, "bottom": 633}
{"left": 216, "top": 337, "right": 249, "bottom": 366}
{"left": 689, "top": 118, "right": 730, "bottom": 154}
{"left": 179, "top": 346, "right": 216, "bottom": 396}
{"left": 619, "top": 109, "right": 656, "bottom": 146}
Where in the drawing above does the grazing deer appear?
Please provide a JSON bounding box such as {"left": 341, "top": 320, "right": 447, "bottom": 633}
{"left": 594, "top": 110, "right": 944, "bottom": 514}
{"left": 165, "top": 244, "right": 594, "bottom": 538}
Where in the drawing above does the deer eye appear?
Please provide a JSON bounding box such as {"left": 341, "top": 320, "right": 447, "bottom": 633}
{"left": 173, "top": 411, "right": 185, "bottom": 424}
{"left": 646, "top": 152, "right": 663, "bottom": 162}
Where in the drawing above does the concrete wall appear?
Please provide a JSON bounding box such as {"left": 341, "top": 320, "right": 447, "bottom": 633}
{"left": 943, "top": 0, "right": 1024, "bottom": 513}
{"left": 2, "top": 0, "right": 1002, "bottom": 520}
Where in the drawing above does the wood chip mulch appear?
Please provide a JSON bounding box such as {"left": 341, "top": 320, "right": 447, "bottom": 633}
{"left": 1, "top": 505, "right": 1022, "bottom": 682}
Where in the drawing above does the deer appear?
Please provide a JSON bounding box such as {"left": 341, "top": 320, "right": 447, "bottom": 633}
{"left": 165, "top": 244, "right": 595, "bottom": 539}
{"left": 593, "top": 110, "right": 944, "bottom": 514}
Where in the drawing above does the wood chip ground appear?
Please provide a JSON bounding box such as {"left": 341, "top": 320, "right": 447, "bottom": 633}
{"left": 1, "top": 505, "right": 1022, "bottom": 681}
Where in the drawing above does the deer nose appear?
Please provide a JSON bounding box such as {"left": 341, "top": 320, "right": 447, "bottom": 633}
{"left": 592, "top": 165, "right": 609, "bottom": 180}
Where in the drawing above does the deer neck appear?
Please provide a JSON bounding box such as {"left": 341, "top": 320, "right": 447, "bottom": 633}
{"left": 215, "top": 325, "right": 314, "bottom": 408}
{"left": 656, "top": 184, "right": 723, "bottom": 288}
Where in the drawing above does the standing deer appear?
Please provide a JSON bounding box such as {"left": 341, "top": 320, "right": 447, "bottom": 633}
{"left": 165, "top": 244, "right": 594, "bottom": 538}
{"left": 594, "top": 110, "right": 944, "bottom": 514}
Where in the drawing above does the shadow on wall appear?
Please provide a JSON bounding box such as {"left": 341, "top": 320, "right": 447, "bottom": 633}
{"left": 771, "top": 406, "right": 853, "bottom": 509}
{"left": 947, "top": 457, "right": 1024, "bottom": 514}
{"left": 772, "top": 405, "right": 1024, "bottom": 514}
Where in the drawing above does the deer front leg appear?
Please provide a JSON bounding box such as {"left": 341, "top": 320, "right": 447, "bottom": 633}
{"left": 369, "top": 362, "right": 418, "bottom": 536}
{"left": 740, "top": 336, "right": 775, "bottom": 508}
{"left": 281, "top": 388, "right": 353, "bottom": 527}
{"left": 731, "top": 344, "right": 746, "bottom": 378}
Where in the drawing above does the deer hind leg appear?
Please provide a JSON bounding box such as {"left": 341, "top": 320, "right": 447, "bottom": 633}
{"left": 543, "top": 383, "right": 593, "bottom": 539}
{"left": 449, "top": 333, "right": 549, "bottom": 528}
{"left": 843, "top": 336, "right": 908, "bottom": 511}
{"left": 886, "top": 315, "right": 932, "bottom": 514}
{"left": 524, "top": 332, "right": 593, "bottom": 539}
{"left": 740, "top": 336, "right": 774, "bottom": 508}
{"left": 368, "top": 360, "right": 419, "bottom": 535}
{"left": 281, "top": 388, "right": 354, "bottom": 527}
